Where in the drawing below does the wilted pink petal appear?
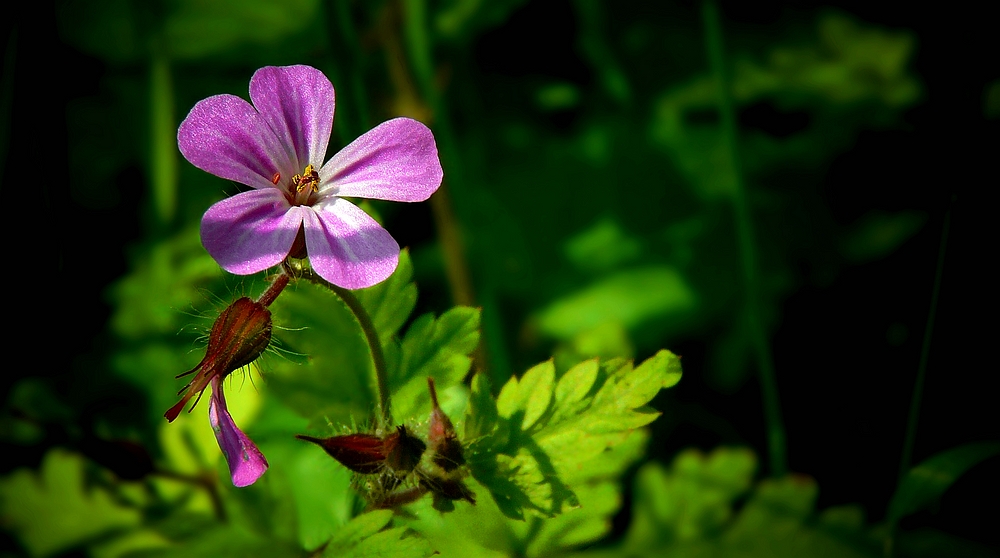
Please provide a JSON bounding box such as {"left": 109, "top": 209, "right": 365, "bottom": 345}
{"left": 303, "top": 198, "right": 399, "bottom": 289}
{"left": 321, "top": 118, "right": 443, "bottom": 202}
{"left": 249, "top": 65, "right": 335, "bottom": 171}
{"left": 201, "top": 189, "right": 306, "bottom": 275}
{"left": 209, "top": 378, "right": 268, "bottom": 487}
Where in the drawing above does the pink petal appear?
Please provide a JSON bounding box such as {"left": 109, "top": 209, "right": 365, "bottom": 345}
{"left": 302, "top": 199, "right": 400, "bottom": 289}
{"left": 250, "top": 65, "right": 335, "bottom": 171}
{"left": 319, "top": 118, "right": 443, "bottom": 202}
{"left": 201, "top": 188, "right": 304, "bottom": 275}
{"left": 209, "top": 378, "right": 268, "bottom": 487}
{"left": 178, "top": 94, "right": 295, "bottom": 190}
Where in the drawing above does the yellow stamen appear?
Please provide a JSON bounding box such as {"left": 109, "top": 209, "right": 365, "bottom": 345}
{"left": 294, "top": 164, "right": 320, "bottom": 193}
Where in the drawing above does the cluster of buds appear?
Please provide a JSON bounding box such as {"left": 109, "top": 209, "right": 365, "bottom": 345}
{"left": 297, "top": 378, "right": 475, "bottom": 510}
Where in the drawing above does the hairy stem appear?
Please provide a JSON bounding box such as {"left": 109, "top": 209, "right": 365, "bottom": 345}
{"left": 701, "top": 0, "right": 787, "bottom": 477}
{"left": 257, "top": 270, "right": 290, "bottom": 308}
{"left": 294, "top": 265, "right": 392, "bottom": 425}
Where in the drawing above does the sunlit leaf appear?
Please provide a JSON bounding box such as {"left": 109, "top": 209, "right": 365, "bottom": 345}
{"left": 466, "top": 351, "right": 682, "bottom": 520}
{"left": 389, "top": 306, "right": 481, "bottom": 421}
{"left": 322, "top": 510, "right": 433, "bottom": 558}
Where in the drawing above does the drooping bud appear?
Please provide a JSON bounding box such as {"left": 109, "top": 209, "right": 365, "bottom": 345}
{"left": 209, "top": 377, "right": 268, "bottom": 487}
{"left": 165, "top": 297, "right": 272, "bottom": 422}
{"left": 426, "top": 378, "right": 465, "bottom": 471}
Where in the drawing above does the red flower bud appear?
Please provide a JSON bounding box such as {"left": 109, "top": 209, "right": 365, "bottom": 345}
{"left": 297, "top": 425, "right": 426, "bottom": 476}
{"left": 165, "top": 297, "right": 272, "bottom": 422}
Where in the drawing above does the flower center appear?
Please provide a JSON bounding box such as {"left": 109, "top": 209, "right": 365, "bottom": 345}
{"left": 279, "top": 164, "right": 320, "bottom": 206}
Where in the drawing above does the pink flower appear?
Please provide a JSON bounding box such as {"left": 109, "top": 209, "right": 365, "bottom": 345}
{"left": 178, "top": 65, "right": 442, "bottom": 289}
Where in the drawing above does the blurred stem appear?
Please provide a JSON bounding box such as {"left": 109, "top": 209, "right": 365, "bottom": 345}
{"left": 149, "top": 52, "right": 177, "bottom": 226}
{"left": 701, "top": 0, "right": 787, "bottom": 477}
{"left": 321, "top": 0, "right": 369, "bottom": 141}
{"left": 293, "top": 265, "right": 392, "bottom": 425}
{"left": 154, "top": 468, "right": 227, "bottom": 522}
{"left": 400, "top": 0, "right": 506, "bottom": 381}
{"left": 398, "top": 0, "right": 474, "bottom": 307}
{"left": 886, "top": 199, "right": 952, "bottom": 557}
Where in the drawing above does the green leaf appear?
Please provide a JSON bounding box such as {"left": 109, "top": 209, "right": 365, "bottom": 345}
{"left": 888, "top": 442, "right": 1000, "bottom": 524}
{"left": 841, "top": 211, "right": 926, "bottom": 263}
{"left": 388, "top": 306, "right": 481, "bottom": 421}
{"left": 0, "top": 449, "right": 143, "bottom": 557}
{"left": 617, "top": 448, "right": 880, "bottom": 558}
{"left": 323, "top": 510, "right": 433, "bottom": 558}
{"left": 563, "top": 217, "right": 643, "bottom": 274}
{"left": 127, "top": 525, "right": 301, "bottom": 558}
{"left": 466, "top": 350, "right": 683, "bottom": 520}
{"left": 536, "top": 267, "right": 696, "bottom": 340}
{"left": 624, "top": 447, "right": 757, "bottom": 549}
{"left": 266, "top": 280, "right": 379, "bottom": 422}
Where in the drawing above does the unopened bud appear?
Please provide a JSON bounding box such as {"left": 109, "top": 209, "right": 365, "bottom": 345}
{"left": 426, "top": 378, "right": 465, "bottom": 471}
{"left": 297, "top": 425, "right": 426, "bottom": 477}
{"left": 165, "top": 297, "right": 272, "bottom": 422}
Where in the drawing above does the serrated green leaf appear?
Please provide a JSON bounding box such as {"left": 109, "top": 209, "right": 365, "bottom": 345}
{"left": 321, "top": 510, "right": 432, "bottom": 558}
{"left": 467, "top": 350, "right": 682, "bottom": 520}
{"left": 625, "top": 447, "right": 757, "bottom": 549}
{"left": 328, "top": 510, "right": 394, "bottom": 548}
{"left": 342, "top": 526, "right": 433, "bottom": 558}
{"left": 465, "top": 372, "right": 499, "bottom": 441}
{"left": 888, "top": 441, "right": 1000, "bottom": 524}
{"left": 552, "top": 359, "right": 599, "bottom": 421}
{"left": 496, "top": 361, "right": 555, "bottom": 431}
{"left": 389, "top": 306, "right": 481, "bottom": 421}
{"left": 618, "top": 447, "right": 879, "bottom": 558}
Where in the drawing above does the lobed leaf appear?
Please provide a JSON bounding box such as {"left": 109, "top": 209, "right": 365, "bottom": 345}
{"left": 466, "top": 350, "right": 683, "bottom": 520}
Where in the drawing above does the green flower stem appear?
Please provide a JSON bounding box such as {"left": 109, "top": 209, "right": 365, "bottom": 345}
{"left": 294, "top": 265, "right": 392, "bottom": 425}
{"left": 886, "top": 200, "right": 953, "bottom": 557}
{"left": 701, "top": 0, "right": 787, "bottom": 477}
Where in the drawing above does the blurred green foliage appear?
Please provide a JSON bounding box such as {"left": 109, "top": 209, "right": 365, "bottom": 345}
{"left": 1, "top": 0, "right": 992, "bottom": 556}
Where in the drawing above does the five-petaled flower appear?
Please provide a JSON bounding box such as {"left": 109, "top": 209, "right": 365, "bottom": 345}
{"left": 178, "top": 64, "right": 443, "bottom": 289}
